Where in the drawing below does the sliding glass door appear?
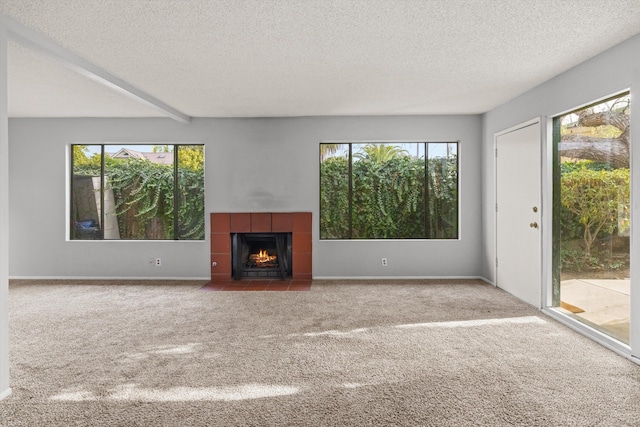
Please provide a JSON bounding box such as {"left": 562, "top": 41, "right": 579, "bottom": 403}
{"left": 552, "top": 93, "right": 631, "bottom": 343}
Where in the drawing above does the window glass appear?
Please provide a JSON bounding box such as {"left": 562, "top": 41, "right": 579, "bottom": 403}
{"left": 71, "top": 145, "right": 103, "bottom": 239}
{"left": 176, "top": 145, "right": 205, "bottom": 239}
{"left": 320, "top": 143, "right": 350, "bottom": 239}
{"left": 70, "top": 144, "right": 205, "bottom": 240}
{"left": 320, "top": 142, "right": 458, "bottom": 239}
{"left": 427, "top": 142, "right": 458, "bottom": 239}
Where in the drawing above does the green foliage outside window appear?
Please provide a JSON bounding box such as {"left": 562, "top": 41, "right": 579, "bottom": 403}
{"left": 555, "top": 93, "right": 631, "bottom": 276}
{"left": 352, "top": 155, "right": 425, "bottom": 238}
{"left": 560, "top": 164, "right": 629, "bottom": 259}
{"left": 71, "top": 145, "right": 204, "bottom": 240}
{"left": 319, "top": 155, "right": 350, "bottom": 239}
{"left": 427, "top": 154, "right": 459, "bottom": 239}
{"left": 320, "top": 143, "right": 458, "bottom": 239}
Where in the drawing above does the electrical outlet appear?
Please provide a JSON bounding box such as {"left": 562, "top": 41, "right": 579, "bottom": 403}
{"left": 155, "top": 258, "right": 162, "bottom": 267}
{"left": 381, "top": 258, "right": 388, "bottom": 267}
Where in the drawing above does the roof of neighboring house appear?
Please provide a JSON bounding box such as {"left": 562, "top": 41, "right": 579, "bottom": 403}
{"left": 109, "top": 148, "right": 174, "bottom": 165}
{"left": 141, "top": 152, "right": 174, "bottom": 165}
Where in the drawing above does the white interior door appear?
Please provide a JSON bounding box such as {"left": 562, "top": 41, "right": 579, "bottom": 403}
{"left": 496, "top": 121, "right": 541, "bottom": 307}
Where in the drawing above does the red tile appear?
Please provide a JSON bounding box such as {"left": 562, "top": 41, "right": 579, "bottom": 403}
{"left": 221, "top": 284, "right": 248, "bottom": 291}
{"left": 245, "top": 282, "right": 269, "bottom": 291}
{"left": 266, "top": 282, "right": 291, "bottom": 291}
{"left": 293, "top": 232, "right": 312, "bottom": 253}
{"left": 211, "top": 233, "right": 231, "bottom": 254}
{"left": 200, "top": 281, "right": 228, "bottom": 291}
{"left": 199, "top": 279, "right": 308, "bottom": 291}
{"left": 293, "top": 212, "right": 312, "bottom": 233}
{"left": 211, "top": 279, "right": 234, "bottom": 285}
{"left": 289, "top": 282, "right": 312, "bottom": 291}
{"left": 272, "top": 213, "right": 293, "bottom": 232}
{"left": 211, "top": 274, "right": 231, "bottom": 282}
{"left": 230, "top": 213, "right": 251, "bottom": 232}
{"left": 211, "top": 254, "right": 231, "bottom": 276}
{"left": 251, "top": 213, "right": 272, "bottom": 232}
{"left": 292, "top": 252, "right": 312, "bottom": 275}
{"left": 210, "top": 213, "right": 230, "bottom": 233}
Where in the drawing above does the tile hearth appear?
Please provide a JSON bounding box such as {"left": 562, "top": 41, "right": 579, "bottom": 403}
{"left": 200, "top": 279, "right": 312, "bottom": 292}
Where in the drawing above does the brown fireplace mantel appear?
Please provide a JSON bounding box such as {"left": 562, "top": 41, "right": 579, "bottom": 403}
{"left": 210, "top": 212, "right": 312, "bottom": 281}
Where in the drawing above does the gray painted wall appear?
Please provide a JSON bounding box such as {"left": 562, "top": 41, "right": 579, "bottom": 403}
{"left": 8, "top": 115, "right": 482, "bottom": 279}
{"left": 481, "top": 33, "right": 640, "bottom": 282}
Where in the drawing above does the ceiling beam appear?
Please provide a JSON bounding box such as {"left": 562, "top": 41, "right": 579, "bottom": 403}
{"left": 0, "top": 13, "right": 191, "bottom": 124}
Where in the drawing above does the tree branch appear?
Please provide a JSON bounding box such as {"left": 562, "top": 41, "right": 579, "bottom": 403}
{"left": 558, "top": 137, "right": 629, "bottom": 168}
{"left": 578, "top": 111, "right": 629, "bottom": 131}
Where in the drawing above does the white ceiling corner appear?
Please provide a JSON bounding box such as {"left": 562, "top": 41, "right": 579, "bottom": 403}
{"left": 1, "top": 0, "right": 640, "bottom": 119}
{"left": 8, "top": 41, "right": 167, "bottom": 119}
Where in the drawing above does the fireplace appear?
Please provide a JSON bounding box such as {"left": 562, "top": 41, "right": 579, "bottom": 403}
{"left": 210, "top": 212, "right": 312, "bottom": 282}
{"left": 232, "top": 232, "right": 292, "bottom": 280}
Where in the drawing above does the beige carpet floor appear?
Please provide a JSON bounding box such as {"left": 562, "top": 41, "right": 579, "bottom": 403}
{"left": 1, "top": 279, "right": 639, "bottom": 426}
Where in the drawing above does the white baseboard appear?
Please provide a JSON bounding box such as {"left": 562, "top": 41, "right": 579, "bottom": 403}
{"left": 312, "top": 275, "right": 491, "bottom": 282}
{"left": 9, "top": 276, "right": 210, "bottom": 281}
{"left": 10, "top": 276, "right": 496, "bottom": 285}
{"left": 0, "top": 387, "right": 12, "bottom": 401}
{"left": 480, "top": 276, "right": 495, "bottom": 286}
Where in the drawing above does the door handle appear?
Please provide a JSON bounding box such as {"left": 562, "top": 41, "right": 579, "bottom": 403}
{"left": 530, "top": 222, "right": 538, "bottom": 229}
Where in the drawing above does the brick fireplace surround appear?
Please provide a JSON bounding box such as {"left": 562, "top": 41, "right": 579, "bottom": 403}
{"left": 209, "top": 212, "right": 312, "bottom": 287}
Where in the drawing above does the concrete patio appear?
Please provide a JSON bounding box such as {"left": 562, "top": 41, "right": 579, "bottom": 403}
{"left": 561, "top": 278, "right": 630, "bottom": 343}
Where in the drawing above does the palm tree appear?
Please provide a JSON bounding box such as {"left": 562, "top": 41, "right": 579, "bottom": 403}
{"left": 354, "top": 144, "right": 409, "bottom": 162}
{"left": 320, "top": 143, "right": 341, "bottom": 161}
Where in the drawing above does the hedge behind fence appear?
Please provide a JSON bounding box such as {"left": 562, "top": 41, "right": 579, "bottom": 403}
{"left": 320, "top": 155, "right": 457, "bottom": 239}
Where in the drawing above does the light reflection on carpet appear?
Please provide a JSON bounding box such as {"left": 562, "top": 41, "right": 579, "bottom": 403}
{"left": 119, "top": 343, "right": 202, "bottom": 361}
{"left": 258, "top": 316, "right": 547, "bottom": 340}
{"left": 50, "top": 383, "right": 299, "bottom": 402}
{"left": 396, "top": 316, "right": 546, "bottom": 329}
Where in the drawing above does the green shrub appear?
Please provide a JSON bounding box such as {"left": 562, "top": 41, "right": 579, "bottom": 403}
{"left": 73, "top": 159, "right": 204, "bottom": 240}
{"left": 320, "top": 152, "right": 457, "bottom": 239}
{"left": 561, "top": 166, "right": 629, "bottom": 258}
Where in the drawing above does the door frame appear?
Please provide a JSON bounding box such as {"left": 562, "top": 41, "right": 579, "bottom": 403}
{"left": 494, "top": 117, "right": 546, "bottom": 308}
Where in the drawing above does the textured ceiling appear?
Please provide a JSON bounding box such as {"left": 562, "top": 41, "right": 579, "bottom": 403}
{"left": 2, "top": 0, "right": 640, "bottom": 118}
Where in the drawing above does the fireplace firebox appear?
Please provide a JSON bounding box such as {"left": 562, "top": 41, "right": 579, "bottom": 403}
{"left": 232, "top": 233, "right": 292, "bottom": 280}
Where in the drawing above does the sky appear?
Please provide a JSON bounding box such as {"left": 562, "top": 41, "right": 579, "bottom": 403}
{"left": 83, "top": 145, "right": 169, "bottom": 156}
{"left": 324, "top": 142, "right": 457, "bottom": 160}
